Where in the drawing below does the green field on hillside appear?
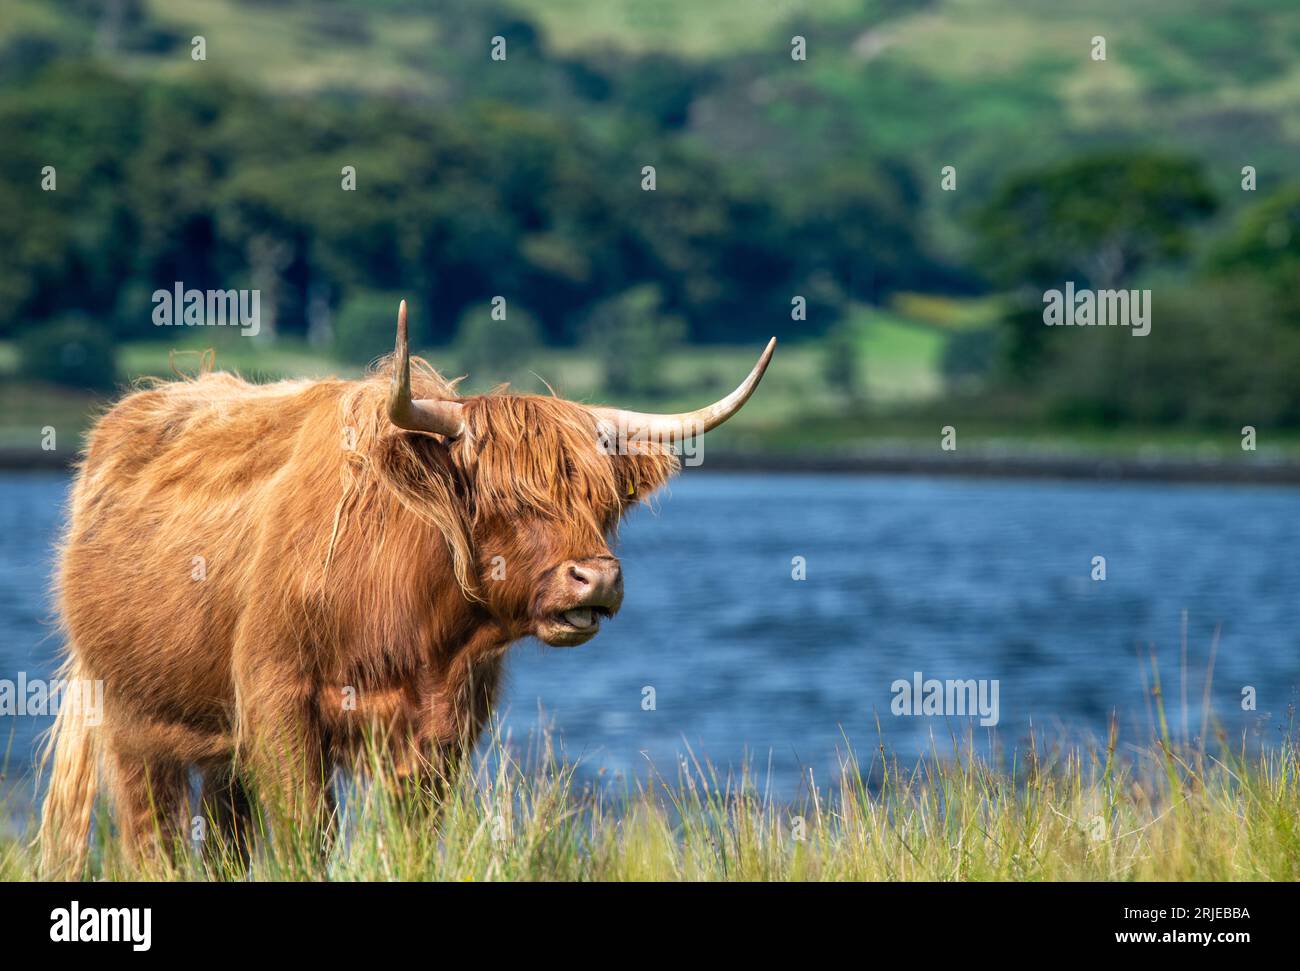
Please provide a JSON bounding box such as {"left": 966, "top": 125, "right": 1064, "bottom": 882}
{"left": 0, "top": 303, "right": 947, "bottom": 450}
{"left": 8, "top": 0, "right": 1298, "bottom": 214}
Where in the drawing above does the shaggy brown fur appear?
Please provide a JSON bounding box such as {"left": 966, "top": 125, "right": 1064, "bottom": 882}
{"left": 39, "top": 355, "right": 678, "bottom": 874}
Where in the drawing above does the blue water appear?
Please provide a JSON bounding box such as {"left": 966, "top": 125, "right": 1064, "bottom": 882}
{"left": 3, "top": 471, "right": 1299, "bottom": 810}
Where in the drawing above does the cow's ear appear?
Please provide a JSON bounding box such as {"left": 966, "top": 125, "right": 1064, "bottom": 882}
{"left": 619, "top": 448, "right": 680, "bottom": 505}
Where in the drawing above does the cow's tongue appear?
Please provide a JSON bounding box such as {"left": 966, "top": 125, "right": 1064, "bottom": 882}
{"left": 562, "top": 608, "right": 595, "bottom": 629}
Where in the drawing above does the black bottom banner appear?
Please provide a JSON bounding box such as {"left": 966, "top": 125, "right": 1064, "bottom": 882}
{"left": 0, "top": 880, "right": 1285, "bottom": 957}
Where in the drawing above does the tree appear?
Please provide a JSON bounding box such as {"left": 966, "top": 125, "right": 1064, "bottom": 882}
{"left": 1210, "top": 184, "right": 1300, "bottom": 325}
{"left": 579, "top": 285, "right": 685, "bottom": 397}
{"left": 976, "top": 153, "right": 1217, "bottom": 289}
{"left": 974, "top": 153, "right": 1217, "bottom": 372}
{"left": 1037, "top": 277, "right": 1300, "bottom": 427}
{"left": 821, "top": 318, "right": 865, "bottom": 404}
{"left": 334, "top": 291, "right": 412, "bottom": 366}
{"left": 18, "top": 315, "right": 118, "bottom": 391}
{"left": 453, "top": 303, "right": 543, "bottom": 389}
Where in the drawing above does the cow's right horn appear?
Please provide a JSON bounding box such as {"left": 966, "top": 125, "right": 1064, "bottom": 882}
{"left": 589, "top": 337, "right": 775, "bottom": 441}
{"left": 387, "top": 300, "right": 465, "bottom": 439}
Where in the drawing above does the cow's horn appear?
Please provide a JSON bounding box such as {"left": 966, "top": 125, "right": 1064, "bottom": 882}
{"left": 387, "top": 300, "right": 465, "bottom": 438}
{"left": 590, "top": 337, "right": 776, "bottom": 441}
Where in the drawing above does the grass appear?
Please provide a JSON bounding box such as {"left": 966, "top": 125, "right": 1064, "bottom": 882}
{"left": 0, "top": 382, "right": 98, "bottom": 451}
{"left": 0, "top": 308, "right": 944, "bottom": 453}
{"left": 3, "top": 702, "right": 1298, "bottom": 881}
{"left": 3, "top": 734, "right": 1295, "bottom": 881}
{"left": 11, "top": 319, "right": 1300, "bottom": 461}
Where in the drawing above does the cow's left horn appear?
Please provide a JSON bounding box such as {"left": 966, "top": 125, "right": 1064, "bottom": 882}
{"left": 590, "top": 337, "right": 776, "bottom": 440}
{"left": 387, "top": 300, "right": 465, "bottom": 438}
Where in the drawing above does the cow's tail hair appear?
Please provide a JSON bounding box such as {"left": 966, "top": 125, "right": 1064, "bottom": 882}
{"left": 36, "top": 655, "right": 100, "bottom": 879}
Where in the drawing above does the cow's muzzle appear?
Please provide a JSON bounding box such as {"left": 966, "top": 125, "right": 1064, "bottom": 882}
{"left": 536, "top": 556, "right": 623, "bottom": 646}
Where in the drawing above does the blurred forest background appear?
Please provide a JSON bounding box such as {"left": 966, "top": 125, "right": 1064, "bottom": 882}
{"left": 4, "top": 0, "right": 1300, "bottom": 459}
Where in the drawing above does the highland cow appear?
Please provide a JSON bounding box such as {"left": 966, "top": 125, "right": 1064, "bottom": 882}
{"left": 39, "top": 302, "right": 774, "bottom": 873}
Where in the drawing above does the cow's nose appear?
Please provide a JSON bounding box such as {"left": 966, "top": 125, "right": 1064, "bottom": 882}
{"left": 564, "top": 558, "right": 623, "bottom": 610}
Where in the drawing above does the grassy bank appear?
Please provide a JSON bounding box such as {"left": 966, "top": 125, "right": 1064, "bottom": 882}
{"left": 8, "top": 305, "right": 1300, "bottom": 465}
{"left": 3, "top": 718, "right": 1297, "bottom": 882}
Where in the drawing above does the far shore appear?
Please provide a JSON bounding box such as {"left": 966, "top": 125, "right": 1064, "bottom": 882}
{"left": 697, "top": 450, "right": 1300, "bottom": 485}
{"left": 5, "top": 446, "right": 1300, "bottom": 486}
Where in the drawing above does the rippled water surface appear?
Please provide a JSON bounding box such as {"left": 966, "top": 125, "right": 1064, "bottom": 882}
{"left": 3, "top": 471, "right": 1298, "bottom": 807}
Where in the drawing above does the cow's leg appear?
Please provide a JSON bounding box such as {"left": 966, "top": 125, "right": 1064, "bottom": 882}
{"left": 241, "top": 714, "right": 333, "bottom": 855}
{"left": 232, "top": 647, "right": 333, "bottom": 859}
{"left": 365, "top": 674, "right": 494, "bottom": 823}
{"left": 199, "top": 766, "right": 254, "bottom": 870}
{"left": 393, "top": 653, "right": 506, "bottom": 814}
{"left": 379, "top": 737, "right": 457, "bottom": 813}
{"left": 103, "top": 739, "right": 189, "bottom": 868}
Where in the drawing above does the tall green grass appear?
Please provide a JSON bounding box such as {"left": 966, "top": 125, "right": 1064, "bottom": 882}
{"left": 3, "top": 703, "right": 1296, "bottom": 881}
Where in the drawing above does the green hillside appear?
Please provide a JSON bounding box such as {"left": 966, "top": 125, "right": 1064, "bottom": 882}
{"left": 10, "top": 1, "right": 1297, "bottom": 215}
{"left": 5, "top": 0, "right": 1300, "bottom": 457}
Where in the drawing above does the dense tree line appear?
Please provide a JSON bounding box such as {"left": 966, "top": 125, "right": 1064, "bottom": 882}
{"left": 0, "top": 25, "right": 941, "bottom": 352}
{"left": 972, "top": 153, "right": 1300, "bottom": 427}
{"left": 6, "top": 2, "right": 1300, "bottom": 430}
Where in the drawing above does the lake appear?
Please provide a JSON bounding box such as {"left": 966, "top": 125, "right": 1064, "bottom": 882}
{"left": 3, "top": 470, "right": 1298, "bottom": 812}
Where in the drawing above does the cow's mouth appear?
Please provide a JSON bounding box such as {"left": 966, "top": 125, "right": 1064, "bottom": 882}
{"left": 537, "top": 605, "right": 613, "bottom": 646}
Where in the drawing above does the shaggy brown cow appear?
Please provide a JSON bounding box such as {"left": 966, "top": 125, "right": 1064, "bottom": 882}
{"left": 39, "top": 302, "right": 774, "bottom": 874}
